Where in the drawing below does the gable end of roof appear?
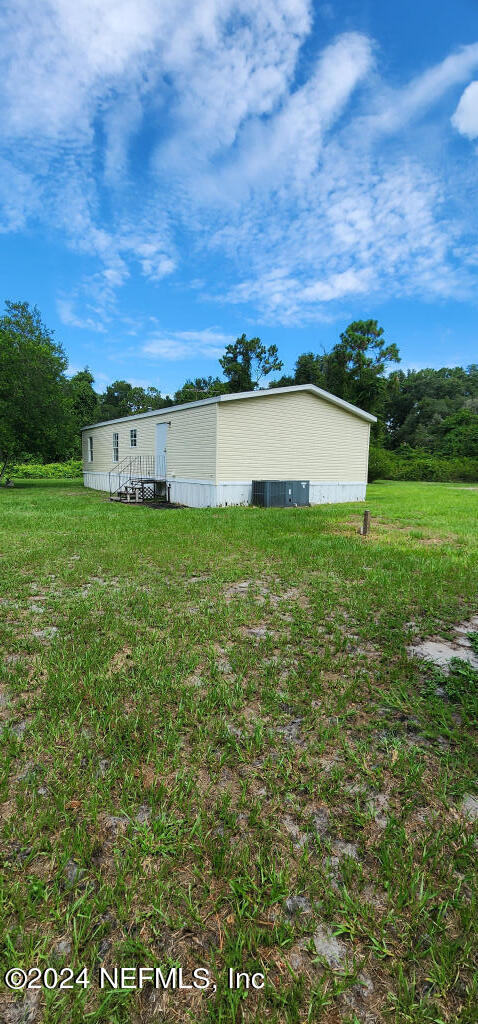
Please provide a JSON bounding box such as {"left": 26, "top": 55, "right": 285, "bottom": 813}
{"left": 81, "top": 383, "right": 376, "bottom": 430}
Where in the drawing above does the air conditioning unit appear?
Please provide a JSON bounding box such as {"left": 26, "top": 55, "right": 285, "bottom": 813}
{"left": 251, "top": 480, "right": 309, "bottom": 507}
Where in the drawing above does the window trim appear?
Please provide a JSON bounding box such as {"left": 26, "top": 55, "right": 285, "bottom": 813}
{"left": 113, "top": 432, "right": 119, "bottom": 463}
{"left": 88, "top": 436, "right": 93, "bottom": 463}
{"left": 130, "top": 428, "right": 137, "bottom": 448}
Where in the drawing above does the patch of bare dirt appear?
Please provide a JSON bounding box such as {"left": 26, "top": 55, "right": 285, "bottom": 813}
{"left": 320, "top": 671, "right": 343, "bottom": 684}
{"left": 81, "top": 575, "right": 121, "bottom": 597}
{"left": 32, "top": 626, "right": 59, "bottom": 642}
{"left": 224, "top": 580, "right": 266, "bottom": 602}
{"left": 224, "top": 578, "right": 309, "bottom": 610}
{"left": 281, "top": 815, "right": 308, "bottom": 849}
{"left": 276, "top": 717, "right": 305, "bottom": 746}
{"left": 310, "top": 924, "right": 348, "bottom": 967}
{"left": 107, "top": 646, "right": 134, "bottom": 676}
{"left": 407, "top": 615, "right": 478, "bottom": 673}
{"left": 337, "top": 518, "right": 459, "bottom": 547}
{"left": 213, "top": 644, "right": 234, "bottom": 676}
{"left": 0, "top": 988, "right": 42, "bottom": 1024}
{"left": 241, "top": 624, "right": 276, "bottom": 640}
{"left": 461, "top": 794, "right": 478, "bottom": 821}
{"left": 134, "top": 763, "right": 160, "bottom": 789}
{"left": 184, "top": 672, "right": 204, "bottom": 690}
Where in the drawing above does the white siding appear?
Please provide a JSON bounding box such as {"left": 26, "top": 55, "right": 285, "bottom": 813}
{"left": 216, "top": 391, "right": 370, "bottom": 483}
{"left": 82, "top": 403, "right": 217, "bottom": 484}
{"left": 166, "top": 403, "right": 217, "bottom": 480}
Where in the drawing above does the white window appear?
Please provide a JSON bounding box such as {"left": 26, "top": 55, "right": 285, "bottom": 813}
{"left": 88, "top": 436, "right": 93, "bottom": 462}
{"left": 113, "top": 432, "right": 119, "bottom": 463}
{"left": 130, "top": 428, "right": 137, "bottom": 447}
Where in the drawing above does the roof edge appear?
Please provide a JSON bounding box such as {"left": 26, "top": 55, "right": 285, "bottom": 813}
{"left": 217, "top": 385, "right": 377, "bottom": 422}
{"left": 81, "top": 383, "right": 376, "bottom": 430}
{"left": 81, "top": 394, "right": 220, "bottom": 431}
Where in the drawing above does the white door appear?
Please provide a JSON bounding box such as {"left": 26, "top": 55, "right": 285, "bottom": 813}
{"left": 155, "top": 423, "right": 168, "bottom": 478}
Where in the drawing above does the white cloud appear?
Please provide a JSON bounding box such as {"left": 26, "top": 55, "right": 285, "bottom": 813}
{"left": 142, "top": 327, "right": 234, "bottom": 361}
{"left": 1, "top": 0, "right": 162, "bottom": 139}
{"left": 0, "top": 158, "right": 39, "bottom": 232}
{"left": 0, "top": 0, "right": 310, "bottom": 316}
{"left": 208, "top": 147, "right": 472, "bottom": 322}
{"left": 198, "top": 32, "right": 373, "bottom": 198}
{"left": 363, "top": 44, "right": 478, "bottom": 137}
{"left": 301, "top": 268, "right": 373, "bottom": 302}
{"left": 173, "top": 328, "right": 234, "bottom": 344}
{"left": 1, "top": 1, "right": 478, "bottom": 326}
{"left": 452, "top": 81, "right": 478, "bottom": 140}
{"left": 56, "top": 298, "right": 108, "bottom": 332}
{"left": 0, "top": 0, "right": 310, "bottom": 147}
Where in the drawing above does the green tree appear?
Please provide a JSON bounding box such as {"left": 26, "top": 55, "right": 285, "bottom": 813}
{"left": 270, "top": 351, "right": 328, "bottom": 390}
{"left": 219, "top": 334, "right": 283, "bottom": 392}
{"left": 68, "top": 368, "right": 99, "bottom": 427}
{"left": 385, "top": 366, "right": 478, "bottom": 451}
{"left": 173, "top": 376, "right": 229, "bottom": 405}
{"left": 61, "top": 368, "right": 102, "bottom": 458}
{"left": 274, "top": 321, "right": 399, "bottom": 437}
{"left": 97, "top": 381, "right": 171, "bottom": 421}
{"left": 437, "top": 408, "right": 478, "bottom": 457}
{"left": 269, "top": 374, "right": 295, "bottom": 388}
{"left": 0, "top": 300, "right": 70, "bottom": 477}
{"left": 323, "top": 320, "right": 400, "bottom": 418}
{"left": 293, "top": 351, "right": 327, "bottom": 388}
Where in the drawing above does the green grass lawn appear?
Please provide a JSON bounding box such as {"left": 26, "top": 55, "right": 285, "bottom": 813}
{"left": 0, "top": 480, "right": 477, "bottom": 1024}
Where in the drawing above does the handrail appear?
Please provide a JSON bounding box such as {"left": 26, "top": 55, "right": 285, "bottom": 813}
{"left": 108, "top": 454, "right": 161, "bottom": 497}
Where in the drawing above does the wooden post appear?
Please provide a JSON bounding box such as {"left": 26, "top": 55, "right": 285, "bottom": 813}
{"left": 362, "top": 509, "right": 370, "bottom": 536}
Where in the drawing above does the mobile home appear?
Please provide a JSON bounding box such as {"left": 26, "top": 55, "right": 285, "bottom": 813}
{"left": 81, "top": 384, "right": 376, "bottom": 507}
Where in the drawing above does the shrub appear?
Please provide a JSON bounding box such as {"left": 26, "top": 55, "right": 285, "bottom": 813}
{"left": 368, "top": 448, "right": 478, "bottom": 483}
{"left": 10, "top": 459, "right": 83, "bottom": 479}
{"left": 393, "top": 454, "right": 478, "bottom": 482}
{"left": 368, "top": 446, "right": 394, "bottom": 482}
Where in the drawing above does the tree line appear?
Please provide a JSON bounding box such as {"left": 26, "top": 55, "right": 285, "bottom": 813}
{"left": 1, "top": 300, "right": 477, "bottom": 479}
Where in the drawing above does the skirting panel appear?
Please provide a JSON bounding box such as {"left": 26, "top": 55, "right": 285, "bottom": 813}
{"left": 169, "top": 479, "right": 366, "bottom": 507}
{"left": 83, "top": 471, "right": 138, "bottom": 492}
{"left": 168, "top": 480, "right": 252, "bottom": 507}
{"left": 168, "top": 479, "right": 219, "bottom": 507}
{"left": 83, "top": 471, "right": 111, "bottom": 491}
{"left": 83, "top": 473, "right": 367, "bottom": 507}
{"left": 309, "top": 482, "right": 366, "bottom": 504}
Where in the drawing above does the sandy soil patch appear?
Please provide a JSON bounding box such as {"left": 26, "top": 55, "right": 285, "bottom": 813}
{"left": 407, "top": 615, "right": 478, "bottom": 673}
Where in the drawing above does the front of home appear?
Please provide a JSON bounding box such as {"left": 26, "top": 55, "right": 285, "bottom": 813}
{"left": 81, "top": 384, "right": 376, "bottom": 507}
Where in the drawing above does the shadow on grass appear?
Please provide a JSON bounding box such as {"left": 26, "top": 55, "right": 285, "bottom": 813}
{"left": 4, "top": 478, "right": 84, "bottom": 491}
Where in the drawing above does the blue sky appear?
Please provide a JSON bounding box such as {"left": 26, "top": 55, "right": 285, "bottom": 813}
{"left": 1, "top": 0, "right": 477, "bottom": 395}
